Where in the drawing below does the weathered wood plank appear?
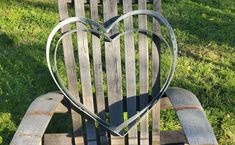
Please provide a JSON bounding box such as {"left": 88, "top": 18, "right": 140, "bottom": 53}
{"left": 83, "top": 0, "right": 154, "bottom": 3}
{"left": 90, "top": 0, "right": 105, "bottom": 123}
{"left": 44, "top": 133, "right": 74, "bottom": 145}
{"left": 55, "top": 102, "right": 68, "bottom": 113}
{"left": 44, "top": 130, "right": 187, "bottom": 145}
{"left": 165, "top": 87, "right": 202, "bottom": 107}
{"left": 103, "top": 0, "right": 122, "bottom": 128}
{"left": 74, "top": 0, "right": 97, "bottom": 144}
{"left": 103, "top": 0, "right": 124, "bottom": 144}
{"left": 44, "top": 133, "right": 111, "bottom": 145}
{"left": 10, "top": 93, "right": 64, "bottom": 145}
{"left": 160, "top": 131, "right": 188, "bottom": 145}
{"left": 159, "top": 97, "right": 172, "bottom": 109}
{"left": 57, "top": 0, "right": 84, "bottom": 144}
{"left": 90, "top": 0, "right": 107, "bottom": 143}
{"left": 138, "top": 0, "right": 149, "bottom": 144}
{"left": 58, "top": 0, "right": 78, "bottom": 98}
{"left": 151, "top": 0, "right": 161, "bottom": 144}
{"left": 166, "top": 87, "right": 218, "bottom": 145}
{"left": 123, "top": 0, "right": 138, "bottom": 145}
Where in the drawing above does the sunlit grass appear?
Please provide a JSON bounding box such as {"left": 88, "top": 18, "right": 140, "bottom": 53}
{"left": 0, "top": 0, "right": 234, "bottom": 144}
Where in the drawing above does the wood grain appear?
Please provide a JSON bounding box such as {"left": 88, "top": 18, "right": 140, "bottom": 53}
{"left": 151, "top": 0, "right": 161, "bottom": 144}
{"left": 166, "top": 87, "right": 218, "bottom": 145}
{"left": 58, "top": 0, "right": 84, "bottom": 144}
{"left": 123, "top": 0, "right": 138, "bottom": 145}
{"left": 103, "top": 0, "right": 124, "bottom": 144}
{"left": 83, "top": 0, "right": 154, "bottom": 3}
{"left": 138, "top": 0, "right": 149, "bottom": 144}
{"left": 90, "top": 0, "right": 107, "bottom": 143}
{"left": 160, "top": 130, "right": 188, "bottom": 145}
{"left": 10, "top": 93, "right": 64, "bottom": 145}
{"left": 44, "top": 133, "right": 74, "bottom": 145}
{"left": 74, "top": 0, "right": 97, "bottom": 144}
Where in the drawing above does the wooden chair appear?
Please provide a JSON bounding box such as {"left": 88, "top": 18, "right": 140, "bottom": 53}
{"left": 11, "top": 0, "right": 218, "bottom": 145}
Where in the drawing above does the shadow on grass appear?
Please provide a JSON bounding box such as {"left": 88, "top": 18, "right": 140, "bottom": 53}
{"left": 0, "top": 32, "right": 58, "bottom": 143}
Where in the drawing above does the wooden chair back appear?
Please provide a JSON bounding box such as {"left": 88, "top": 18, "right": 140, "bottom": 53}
{"left": 58, "top": 0, "right": 161, "bottom": 144}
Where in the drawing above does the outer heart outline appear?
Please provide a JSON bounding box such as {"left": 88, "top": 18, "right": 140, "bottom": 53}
{"left": 53, "top": 28, "right": 171, "bottom": 133}
{"left": 46, "top": 10, "right": 177, "bottom": 136}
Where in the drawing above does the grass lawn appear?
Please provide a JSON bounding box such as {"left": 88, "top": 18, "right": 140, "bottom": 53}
{"left": 0, "top": 0, "right": 234, "bottom": 144}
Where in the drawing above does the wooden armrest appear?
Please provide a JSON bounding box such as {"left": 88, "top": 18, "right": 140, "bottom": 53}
{"left": 10, "top": 92, "right": 64, "bottom": 145}
{"left": 165, "top": 87, "right": 218, "bottom": 145}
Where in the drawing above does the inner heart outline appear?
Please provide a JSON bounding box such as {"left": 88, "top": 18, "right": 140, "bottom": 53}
{"left": 54, "top": 28, "right": 171, "bottom": 133}
{"left": 46, "top": 10, "right": 178, "bottom": 136}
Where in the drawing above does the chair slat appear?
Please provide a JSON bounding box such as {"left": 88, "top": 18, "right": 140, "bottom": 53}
{"left": 90, "top": 0, "right": 105, "bottom": 121}
{"left": 74, "top": 0, "right": 97, "bottom": 144}
{"left": 103, "top": 0, "right": 124, "bottom": 144}
{"left": 89, "top": 0, "right": 107, "bottom": 143}
{"left": 151, "top": 0, "right": 161, "bottom": 144}
{"left": 83, "top": 0, "right": 154, "bottom": 4}
{"left": 123, "top": 1, "right": 138, "bottom": 145}
{"left": 138, "top": 0, "right": 149, "bottom": 145}
{"left": 44, "top": 133, "right": 74, "bottom": 145}
{"left": 57, "top": 1, "right": 84, "bottom": 144}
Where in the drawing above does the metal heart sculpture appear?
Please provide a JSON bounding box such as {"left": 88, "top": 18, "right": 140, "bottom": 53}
{"left": 46, "top": 10, "right": 177, "bottom": 136}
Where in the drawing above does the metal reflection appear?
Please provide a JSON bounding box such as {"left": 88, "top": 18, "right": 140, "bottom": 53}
{"left": 46, "top": 10, "right": 177, "bottom": 136}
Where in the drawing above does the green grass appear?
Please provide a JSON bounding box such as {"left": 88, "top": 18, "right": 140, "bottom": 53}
{"left": 0, "top": 0, "right": 235, "bottom": 144}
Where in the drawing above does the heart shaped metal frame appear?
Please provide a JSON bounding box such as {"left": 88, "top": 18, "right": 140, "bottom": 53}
{"left": 46, "top": 10, "right": 177, "bottom": 136}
